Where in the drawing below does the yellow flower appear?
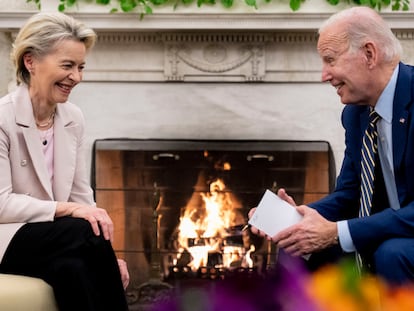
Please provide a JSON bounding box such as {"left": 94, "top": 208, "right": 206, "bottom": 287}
{"left": 382, "top": 285, "right": 414, "bottom": 311}
{"left": 307, "top": 261, "right": 385, "bottom": 311}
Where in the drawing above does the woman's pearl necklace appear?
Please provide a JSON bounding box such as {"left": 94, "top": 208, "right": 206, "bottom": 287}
{"left": 36, "top": 111, "right": 55, "bottom": 129}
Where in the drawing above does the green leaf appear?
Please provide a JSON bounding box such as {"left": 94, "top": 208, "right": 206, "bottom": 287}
{"left": 221, "top": 0, "right": 233, "bottom": 8}
{"left": 245, "top": 0, "right": 257, "bottom": 7}
{"left": 326, "top": 0, "right": 340, "bottom": 5}
{"left": 369, "top": 0, "right": 379, "bottom": 9}
{"left": 149, "top": 0, "right": 169, "bottom": 5}
{"left": 392, "top": 2, "right": 400, "bottom": 9}
{"left": 144, "top": 4, "right": 153, "bottom": 13}
{"left": 197, "top": 0, "right": 215, "bottom": 6}
{"left": 358, "top": 0, "right": 370, "bottom": 6}
{"left": 289, "top": 0, "right": 302, "bottom": 11}
{"left": 119, "top": 0, "right": 138, "bottom": 11}
{"left": 26, "top": 0, "right": 41, "bottom": 7}
{"left": 96, "top": 0, "right": 111, "bottom": 4}
{"left": 26, "top": 0, "right": 411, "bottom": 15}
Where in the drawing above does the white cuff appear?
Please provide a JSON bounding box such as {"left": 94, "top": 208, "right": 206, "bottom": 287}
{"left": 337, "top": 220, "right": 356, "bottom": 252}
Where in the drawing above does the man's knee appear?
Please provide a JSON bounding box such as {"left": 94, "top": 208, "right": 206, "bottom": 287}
{"left": 373, "top": 239, "right": 414, "bottom": 284}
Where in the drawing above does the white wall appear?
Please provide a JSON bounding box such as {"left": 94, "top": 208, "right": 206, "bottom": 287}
{"left": 70, "top": 81, "right": 345, "bottom": 174}
{"left": 5, "top": 2, "right": 414, "bottom": 182}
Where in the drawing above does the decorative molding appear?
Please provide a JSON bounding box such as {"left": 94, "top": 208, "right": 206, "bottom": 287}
{"left": 80, "top": 28, "right": 414, "bottom": 83}
{"left": 3, "top": 12, "right": 414, "bottom": 31}
{"left": 87, "top": 31, "right": 318, "bottom": 82}
{"left": 4, "top": 11, "right": 414, "bottom": 83}
{"left": 395, "top": 30, "right": 414, "bottom": 40}
{"left": 165, "top": 42, "right": 265, "bottom": 81}
{"left": 97, "top": 32, "right": 162, "bottom": 44}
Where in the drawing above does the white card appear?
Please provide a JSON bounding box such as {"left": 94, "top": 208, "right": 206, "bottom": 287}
{"left": 248, "top": 189, "right": 303, "bottom": 237}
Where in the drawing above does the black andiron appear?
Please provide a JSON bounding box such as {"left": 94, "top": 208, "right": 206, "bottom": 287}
{"left": 133, "top": 183, "right": 173, "bottom": 310}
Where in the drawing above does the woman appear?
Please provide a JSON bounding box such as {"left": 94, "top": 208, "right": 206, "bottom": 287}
{"left": 0, "top": 12, "right": 129, "bottom": 311}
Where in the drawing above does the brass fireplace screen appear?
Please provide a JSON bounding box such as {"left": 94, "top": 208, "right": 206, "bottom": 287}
{"left": 91, "top": 139, "right": 335, "bottom": 296}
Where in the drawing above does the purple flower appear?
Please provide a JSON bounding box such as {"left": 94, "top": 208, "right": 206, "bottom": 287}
{"left": 151, "top": 252, "right": 319, "bottom": 311}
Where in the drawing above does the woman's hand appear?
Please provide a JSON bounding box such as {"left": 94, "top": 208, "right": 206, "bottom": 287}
{"left": 117, "top": 259, "right": 130, "bottom": 290}
{"left": 56, "top": 202, "right": 114, "bottom": 241}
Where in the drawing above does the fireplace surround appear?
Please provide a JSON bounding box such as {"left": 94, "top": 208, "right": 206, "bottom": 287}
{"left": 91, "top": 138, "right": 335, "bottom": 309}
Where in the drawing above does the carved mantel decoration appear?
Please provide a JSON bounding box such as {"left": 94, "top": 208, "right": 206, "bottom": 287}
{"left": 84, "top": 31, "right": 321, "bottom": 83}
{"left": 164, "top": 33, "right": 267, "bottom": 81}
{"left": 3, "top": 11, "right": 414, "bottom": 83}
{"left": 165, "top": 38, "right": 264, "bottom": 81}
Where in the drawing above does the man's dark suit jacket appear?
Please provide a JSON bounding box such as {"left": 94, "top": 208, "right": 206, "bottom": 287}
{"left": 309, "top": 62, "right": 414, "bottom": 258}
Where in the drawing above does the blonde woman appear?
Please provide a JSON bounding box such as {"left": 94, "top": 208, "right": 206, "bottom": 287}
{"left": 0, "top": 12, "right": 129, "bottom": 310}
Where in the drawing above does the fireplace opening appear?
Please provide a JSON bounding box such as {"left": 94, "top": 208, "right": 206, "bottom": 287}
{"left": 91, "top": 139, "right": 335, "bottom": 309}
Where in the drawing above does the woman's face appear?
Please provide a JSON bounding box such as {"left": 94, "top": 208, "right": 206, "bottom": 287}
{"left": 27, "top": 39, "right": 87, "bottom": 105}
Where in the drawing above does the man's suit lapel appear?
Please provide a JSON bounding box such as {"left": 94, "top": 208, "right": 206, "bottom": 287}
{"left": 392, "top": 63, "right": 413, "bottom": 171}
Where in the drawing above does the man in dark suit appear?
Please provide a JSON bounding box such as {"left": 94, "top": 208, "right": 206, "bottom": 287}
{"left": 250, "top": 7, "right": 414, "bottom": 284}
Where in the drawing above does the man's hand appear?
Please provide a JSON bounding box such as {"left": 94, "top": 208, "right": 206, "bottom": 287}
{"left": 247, "top": 188, "right": 297, "bottom": 238}
{"left": 276, "top": 188, "right": 297, "bottom": 206}
{"left": 272, "top": 205, "right": 338, "bottom": 256}
{"left": 247, "top": 188, "right": 338, "bottom": 256}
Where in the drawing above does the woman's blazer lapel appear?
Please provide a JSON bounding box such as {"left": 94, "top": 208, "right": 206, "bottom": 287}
{"left": 15, "top": 87, "right": 54, "bottom": 199}
{"left": 53, "top": 105, "right": 79, "bottom": 202}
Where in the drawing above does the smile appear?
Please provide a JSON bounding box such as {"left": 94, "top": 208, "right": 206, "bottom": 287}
{"left": 57, "top": 83, "right": 73, "bottom": 94}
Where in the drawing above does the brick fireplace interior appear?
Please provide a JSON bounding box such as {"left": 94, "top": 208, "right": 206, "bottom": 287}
{"left": 91, "top": 138, "right": 335, "bottom": 309}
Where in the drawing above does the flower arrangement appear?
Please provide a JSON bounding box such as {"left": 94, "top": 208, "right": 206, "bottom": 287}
{"left": 310, "top": 261, "right": 414, "bottom": 311}
{"left": 150, "top": 254, "right": 414, "bottom": 311}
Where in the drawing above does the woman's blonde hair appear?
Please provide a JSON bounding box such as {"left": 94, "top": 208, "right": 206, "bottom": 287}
{"left": 11, "top": 12, "right": 97, "bottom": 85}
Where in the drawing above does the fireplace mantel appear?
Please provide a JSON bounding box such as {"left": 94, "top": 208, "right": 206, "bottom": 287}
{"left": 3, "top": 10, "right": 414, "bottom": 84}
{"left": 2, "top": 11, "right": 414, "bottom": 31}
{"left": 2, "top": 6, "right": 414, "bottom": 183}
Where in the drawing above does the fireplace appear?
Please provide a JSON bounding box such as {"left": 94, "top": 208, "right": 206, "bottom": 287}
{"left": 91, "top": 138, "right": 335, "bottom": 309}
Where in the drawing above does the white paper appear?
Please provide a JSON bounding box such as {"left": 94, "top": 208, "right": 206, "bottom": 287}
{"left": 248, "top": 189, "right": 302, "bottom": 237}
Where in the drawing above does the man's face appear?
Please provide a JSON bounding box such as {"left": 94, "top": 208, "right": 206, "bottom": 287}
{"left": 317, "top": 26, "right": 372, "bottom": 106}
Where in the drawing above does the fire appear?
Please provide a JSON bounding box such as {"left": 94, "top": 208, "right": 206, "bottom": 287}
{"left": 175, "top": 178, "right": 254, "bottom": 271}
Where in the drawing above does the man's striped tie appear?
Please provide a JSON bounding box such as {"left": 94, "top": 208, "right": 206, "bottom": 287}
{"left": 357, "top": 108, "right": 381, "bottom": 271}
{"left": 359, "top": 109, "right": 381, "bottom": 218}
